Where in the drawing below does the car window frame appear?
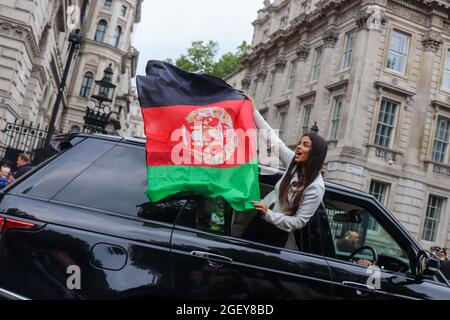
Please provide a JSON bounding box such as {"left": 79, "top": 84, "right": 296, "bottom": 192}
{"left": 320, "top": 187, "right": 419, "bottom": 277}
{"left": 173, "top": 193, "right": 330, "bottom": 262}
{"left": 7, "top": 137, "right": 118, "bottom": 200}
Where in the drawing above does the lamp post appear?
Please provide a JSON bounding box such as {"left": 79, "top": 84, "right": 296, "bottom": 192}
{"left": 43, "top": 0, "right": 89, "bottom": 148}
{"left": 83, "top": 64, "right": 121, "bottom": 134}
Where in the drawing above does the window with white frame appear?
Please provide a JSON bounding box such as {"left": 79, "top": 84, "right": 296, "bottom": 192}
{"left": 121, "top": 5, "right": 127, "bottom": 17}
{"left": 80, "top": 72, "right": 94, "bottom": 97}
{"left": 287, "top": 60, "right": 297, "bottom": 91}
{"left": 280, "top": 16, "right": 288, "bottom": 29}
{"left": 302, "top": 0, "right": 311, "bottom": 13}
{"left": 386, "top": 31, "right": 410, "bottom": 74}
{"left": 302, "top": 105, "right": 312, "bottom": 134}
{"left": 330, "top": 96, "right": 343, "bottom": 140}
{"left": 104, "top": 0, "right": 113, "bottom": 10}
{"left": 368, "top": 180, "right": 390, "bottom": 232}
{"left": 431, "top": 116, "right": 450, "bottom": 163}
{"left": 279, "top": 111, "right": 287, "bottom": 139}
{"left": 311, "top": 47, "right": 323, "bottom": 81}
{"left": 113, "top": 26, "right": 122, "bottom": 48}
{"left": 95, "top": 20, "right": 107, "bottom": 42}
{"left": 342, "top": 31, "right": 356, "bottom": 70}
{"left": 267, "top": 71, "right": 276, "bottom": 99}
{"left": 374, "top": 99, "right": 399, "bottom": 148}
{"left": 442, "top": 51, "right": 450, "bottom": 90}
{"left": 422, "top": 195, "right": 445, "bottom": 242}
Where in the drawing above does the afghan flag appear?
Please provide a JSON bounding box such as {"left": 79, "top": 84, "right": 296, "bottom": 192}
{"left": 136, "top": 60, "right": 260, "bottom": 211}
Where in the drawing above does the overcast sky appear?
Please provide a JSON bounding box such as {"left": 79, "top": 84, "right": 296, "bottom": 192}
{"left": 132, "top": 0, "right": 263, "bottom": 79}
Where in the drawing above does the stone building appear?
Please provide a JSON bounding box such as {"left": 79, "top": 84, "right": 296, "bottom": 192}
{"left": 226, "top": 0, "right": 450, "bottom": 249}
{"left": 0, "top": 0, "right": 143, "bottom": 156}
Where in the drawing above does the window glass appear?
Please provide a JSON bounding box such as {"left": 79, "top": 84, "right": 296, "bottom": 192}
{"left": 342, "top": 31, "right": 355, "bottom": 70}
{"left": 374, "top": 99, "right": 398, "bottom": 148}
{"left": 311, "top": 47, "right": 322, "bottom": 81}
{"left": 302, "top": 105, "right": 312, "bottom": 134}
{"left": 432, "top": 116, "right": 450, "bottom": 163}
{"left": 175, "top": 181, "right": 323, "bottom": 255}
{"left": 95, "top": 20, "right": 107, "bottom": 42}
{"left": 387, "top": 31, "right": 410, "bottom": 73}
{"left": 330, "top": 96, "right": 343, "bottom": 140}
{"left": 177, "top": 197, "right": 232, "bottom": 235}
{"left": 422, "top": 195, "right": 444, "bottom": 242}
{"left": 10, "top": 138, "right": 116, "bottom": 199}
{"left": 80, "top": 72, "right": 94, "bottom": 97}
{"left": 54, "top": 145, "right": 167, "bottom": 221}
{"left": 323, "top": 194, "right": 411, "bottom": 274}
{"left": 104, "top": 0, "right": 112, "bottom": 10}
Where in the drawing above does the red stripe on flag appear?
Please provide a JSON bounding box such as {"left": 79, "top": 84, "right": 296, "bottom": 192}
{"left": 141, "top": 99, "right": 257, "bottom": 168}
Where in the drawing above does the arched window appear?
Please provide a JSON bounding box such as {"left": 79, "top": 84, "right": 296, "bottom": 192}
{"left": 70, "top": 125, "right": 81, "bottom": 134}
{"left": 113, "top": 26, "right": 122, "bottom": 48}
{"left": 95, "top": 20, "right": 107, "bottom": 42}
{"left": 80, "top": 72, "right": 94, "bottom": 97}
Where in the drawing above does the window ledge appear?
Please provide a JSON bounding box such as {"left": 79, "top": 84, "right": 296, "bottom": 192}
{"left": 424, "top": 160, "right": 450, "bottom": 176}
{"left": 366, "top": 144, "right": 403, "bottom": 162}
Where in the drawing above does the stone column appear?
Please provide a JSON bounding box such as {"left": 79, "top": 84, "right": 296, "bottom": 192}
{"left": 342, "top": 7, "right": 387, "bottom": 153}
{"left": 311, "top": 26, "right": 339, "bottom": 134}
{"left": 406, "top": 30, "right": 442, "bottom": 171}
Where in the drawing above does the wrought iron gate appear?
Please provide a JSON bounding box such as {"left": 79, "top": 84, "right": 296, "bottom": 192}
{"left": 1, "top": 120, "right": 49, "bottom": 164}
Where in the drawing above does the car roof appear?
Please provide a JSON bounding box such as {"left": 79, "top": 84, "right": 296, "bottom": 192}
{"left": 74, "top": 133, "right": 376, "bottom": 201}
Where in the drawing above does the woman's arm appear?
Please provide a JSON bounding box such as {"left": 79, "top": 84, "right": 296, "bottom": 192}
{"left": 261, "top": 181, "right": 325, "bottom": 233}
{"left": 253, "top": 108, "right": 295, "bottom": 167}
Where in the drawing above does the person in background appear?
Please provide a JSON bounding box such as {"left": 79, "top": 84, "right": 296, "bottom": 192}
{"left": 336, "top": 231, "right": 360, "bottom": 253}
{"left": 14, "top": 153, "right": 33, "bottom": 179}
{"left": 431, "top": 246, "right": 450, "bottom": 280}
{"left": 0, "top": 160, "right": 15, "bottom": 189}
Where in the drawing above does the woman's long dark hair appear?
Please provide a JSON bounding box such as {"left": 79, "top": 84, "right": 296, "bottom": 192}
{"left": 279, "top": 132, "right": 328, "bottom": 216}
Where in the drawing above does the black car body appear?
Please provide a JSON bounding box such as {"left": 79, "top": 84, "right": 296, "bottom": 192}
{"left": 0, "top": 134, "right": 449, "bottom": 300}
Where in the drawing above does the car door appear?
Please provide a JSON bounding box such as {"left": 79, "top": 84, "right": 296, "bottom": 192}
{"left": 0, "top": 140, "right": 180, "bottom": 299}
{"left": 319, "top": 189, "right": 450, "bottom": 300}
{"left": 170, "top": 195, "right": 333, "bottom": 300}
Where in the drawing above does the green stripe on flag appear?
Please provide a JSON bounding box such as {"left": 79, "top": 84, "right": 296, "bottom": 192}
{"left": 146, "top": 160, "right": 260, "bottom": 211}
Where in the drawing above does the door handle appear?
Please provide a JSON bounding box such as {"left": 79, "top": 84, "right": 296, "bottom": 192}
{"left": 190, "top": 251, "right": 233, "bottom": 266}
{"left": 342, "top": 281, "right": 376, "bottom": 291}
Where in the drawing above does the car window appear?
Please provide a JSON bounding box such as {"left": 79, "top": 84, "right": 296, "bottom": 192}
{"left": 322, "top": 192, "right": 411, "bottom": 274}
{"left": 52, "top": 144, "right": 180, "bottom": 224}
{"left": 176, "top": 181, "right": 324, "bottom": 256}
{"left": 10, "top": 138, "right": 116, "bottom": 199}
{"left": 177, "top": 197, "right": 232, "bottom": 235}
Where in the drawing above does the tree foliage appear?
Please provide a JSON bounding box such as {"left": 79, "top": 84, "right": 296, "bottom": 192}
{"left": 166, "top": 40, "right": 251, "bottom": 79}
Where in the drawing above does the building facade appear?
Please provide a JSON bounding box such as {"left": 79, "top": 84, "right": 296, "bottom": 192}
{"left": 0, "top": 0, "right": 144, "bottom": 158}
{"left": 226, "top": 0, "right": 450, "bottom": 249}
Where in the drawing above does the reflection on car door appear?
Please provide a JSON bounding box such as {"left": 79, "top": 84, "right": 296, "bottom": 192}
{"left": 170, "top": 196, "right": 333, "bottom": 299}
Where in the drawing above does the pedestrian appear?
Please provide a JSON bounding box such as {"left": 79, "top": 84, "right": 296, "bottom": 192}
{"left": 0, "top": 160, "right": 15, "bottom": 189}
{"left": 431, "top": 246, "right": 450, "bottom": 280}
{"left": 242, "top": 94, "right": 328, "bottom": 248}
{"left": 14, "top": 153, "right": 33, "bottom": 179}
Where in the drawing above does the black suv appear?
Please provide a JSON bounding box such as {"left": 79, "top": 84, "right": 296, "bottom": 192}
{"left": 0, "top": 134, "right": 449, "bottom": 300}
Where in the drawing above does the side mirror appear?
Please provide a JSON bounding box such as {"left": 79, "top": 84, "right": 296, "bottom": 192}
{"left": 416, "top": 250, "right": 440, "bottom": 278}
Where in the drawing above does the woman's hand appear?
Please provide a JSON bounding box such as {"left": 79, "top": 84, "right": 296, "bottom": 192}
{"left": 240, "top": 91, "right": 255, "bottom": 111}
{"left": 252, "top": 201, "right": 268, "bottom": 216}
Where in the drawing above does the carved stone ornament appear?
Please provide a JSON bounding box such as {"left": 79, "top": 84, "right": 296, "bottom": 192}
{"left": 322, "top": 27, "right": 339, "bottom": 48}
{"left": 296, "top": 44, "right": 311, "bottom": 61}
{"left": 256, "top": 67, "right": 268, "bottom": 82}
{"left": 422, "top": 31, "right": 442, "bottom": 53}
{"left": 356, "top": 6, "right": 387, "bottom": 31}
{"left": 274, "top": 56, "right": 287, "bottom": 72}
{"left": 241, "top": 75, "right": 251, "bottom": 90}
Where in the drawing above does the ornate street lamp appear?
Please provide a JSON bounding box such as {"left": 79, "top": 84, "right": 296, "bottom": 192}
{"left": 91, "top": 64, "right": 116, "bottom": 105}
{"left": 83, "top": 64, "right": 121, "bottom": 134}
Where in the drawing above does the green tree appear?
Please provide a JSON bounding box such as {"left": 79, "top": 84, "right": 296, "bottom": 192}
{"left": 167, "top": 40, "right": 252, "bottom": 79}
